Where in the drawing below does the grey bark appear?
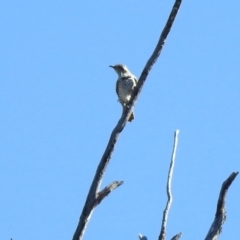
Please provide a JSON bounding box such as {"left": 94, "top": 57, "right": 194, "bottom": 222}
{"left": 72, "top": 0, "right": 182, "bottom": 239}
{"left": 204, "top": 172, "right": 238, "bottom": 240}
{"left": 72, "top": 1, "right": 182, "bottom": 239}
{"left": 159, "top": 131, "right": 180, "bottom": 240}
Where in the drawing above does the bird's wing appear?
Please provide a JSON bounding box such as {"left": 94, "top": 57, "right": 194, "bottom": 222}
{"left": 133, "top": 76, "right": 138, "bottom": 86}
{"left": 115, "top": 78, "right": 120, "bottom": 95}
{"left": 116, "top": 76, "right": 130, "bottom": 94}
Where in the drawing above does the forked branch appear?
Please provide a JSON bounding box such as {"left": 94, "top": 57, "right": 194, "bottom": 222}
{"left": 72, "top": 1, "right": 182, "bottom": 239}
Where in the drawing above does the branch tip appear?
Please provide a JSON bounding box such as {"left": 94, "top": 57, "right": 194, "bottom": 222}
{"left": 73, "top": 0, "right": 182, "bottom": 239}
{"left": 170, "top": 232, "right": 182, "bottom": 240}
{"left": 204, "top": 171, "right": 238, "bottom": 240}
{"left": 159, "top": 129, "right": 180, "bottom": 240}
{"left": 138, "top": 233, "right": 148, "bottom": 240}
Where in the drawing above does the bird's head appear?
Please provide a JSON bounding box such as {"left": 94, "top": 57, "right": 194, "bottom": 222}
{"left": 109, "top": 64, "right": 129, "bottom": 76}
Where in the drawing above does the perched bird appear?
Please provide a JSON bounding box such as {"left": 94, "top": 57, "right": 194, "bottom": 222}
{"left": 110, "top": 64, "right": 137, "bottom": 122}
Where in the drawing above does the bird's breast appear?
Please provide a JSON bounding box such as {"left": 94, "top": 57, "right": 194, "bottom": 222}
{"left": 117, "top": 77, "right": 135, "bottom": 103}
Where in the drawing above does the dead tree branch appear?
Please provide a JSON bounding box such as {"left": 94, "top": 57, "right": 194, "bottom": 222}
{"left": 138, "top": 233, "right": 148, "bottom": 240}
{"left": 204, "top": 171, "right": 238, "bottom": 240}
{"left": 170, "top": 232, "right": 182, "bottom": 240}
{"left": 126, "top": 0, "right": 182, "bottom": 122}
{"left": 72, "top": 1, "right": 182, "bottom": 239}
{"left": 159, "top": 130, "right": 180, "bottom": 240}
{"left": 95, "top": 181, "right": 124, "bottom": 206}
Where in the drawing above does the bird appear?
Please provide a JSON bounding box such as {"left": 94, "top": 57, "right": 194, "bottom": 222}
{"left": 110, "top": 64, "right": 138, "bottom": 122}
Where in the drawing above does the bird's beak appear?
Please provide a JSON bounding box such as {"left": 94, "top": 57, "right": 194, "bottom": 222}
{"left": 109, "top": 65, "right": 114, "bottom": 68}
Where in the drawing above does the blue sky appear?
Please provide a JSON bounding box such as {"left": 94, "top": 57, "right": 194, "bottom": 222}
{"left": 1, "top": 1, "right": 240, "bottom": 239}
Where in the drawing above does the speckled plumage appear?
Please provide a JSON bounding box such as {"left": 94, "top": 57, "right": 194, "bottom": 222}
{"left": 110, "top": 64, "right": 137, "bottom": 122}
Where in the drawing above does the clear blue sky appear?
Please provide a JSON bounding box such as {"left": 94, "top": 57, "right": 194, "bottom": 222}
{"left": 1, "top": 1, "right": 240, "bottom": 239}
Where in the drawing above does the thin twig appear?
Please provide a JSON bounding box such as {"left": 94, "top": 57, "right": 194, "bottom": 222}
{"left": 170, "top": 232, "right": 182, "bottom": 240}
{"left": 72, "top": 1, "right": 182, "bottom": 239}
{"left": 95, "top": 181, "right": 124, "bottom": 206}
{"left": 159, "top": 130, "right": 180, "bottom": 240}
{"left": 204, "top": 172, "right": 238, "bottom": 240}
{"left": 138, "top": 233, "right": 148, "bottom": 240}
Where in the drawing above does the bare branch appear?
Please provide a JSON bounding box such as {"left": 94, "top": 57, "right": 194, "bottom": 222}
{"left": 138, "top": 233, "right": 148, "bottom": 240}
{"left": 72, "top": 1, "right": 182, "bottom": 239}
{"left": 204, "top": 171, "right": 239, "bottom": 240}
{"left": 159, "top": 130, "right": 180, "bottom": 240}
{"left": 170, "top": 232, "right": 182, "bottom": 240}
{"left": 124, "top": 0, "right": 182, "bottom": 122}
{"left": 95, "top": 181, "right": 124, "bottom": 206}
